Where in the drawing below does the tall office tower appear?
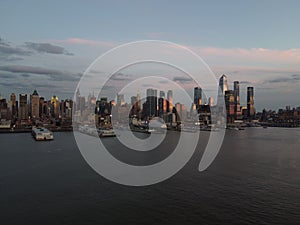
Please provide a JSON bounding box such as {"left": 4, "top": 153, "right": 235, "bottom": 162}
{"left": 51, "top": 95, "right": 60, "bottom": 118}
{"left": 194, "top": 87, "right": 202, "bottom": 109}
{"left": 247, "top": 87, "right": 255, "bottom": 119}
{"left": 39, "top": 97, "right": 45, "bottom": 117}
{"left": 18, "top": 94, "right": 28, "bottom": 120}
{"left": 131, "top": 96, "right": 137, "bottom": 106}
{"left": 79, "top": 96, "right": 85, "bottom": 112}
{"left": 167, "top": 90, "right": 173, "bottom": 112}
{"left": 30, "top": 90, "right": 39, "bottom": 119}
{"left": 64, "top": 99, "right": 73, "bottom": 118}
{"left": 75, "top": 89, "right": 81, "bottom": 111}
{"left": 10, "top": 93, "right": 17, "bottom": 118}
{"left": 159, "top": 91, "right": 165, "bottom": 99}
{"left": 117, "top": 94, "right": 125, "bottom": 106}
{"left": 208, "top": 97, "right": 214, "bottom": 107}
{"left": 225, "top": 90, "right": 235, "bottom": 123}
{"left": 136, "top": 93, "right": 141, "bottom": 111}
{"left": 219, "top": 74, "right": 228, "bottom": 96}
{"left": 233, "top": 81, "right": 241, "bottom": 118}
{"left": 158, "top": 98, "right": 167, "bottom": 117}
{"left": 146, "top": 88, "right": 158, "bottom": 117}
{"left": 130, "top": 96, "right": 138, "bottom": 116}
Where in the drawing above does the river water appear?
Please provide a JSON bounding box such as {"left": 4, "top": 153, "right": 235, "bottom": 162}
{"left": 0, "top": 127, "right": 299, "bottom": 225}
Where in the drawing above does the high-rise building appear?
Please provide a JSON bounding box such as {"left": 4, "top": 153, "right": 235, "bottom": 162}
{"left": 130, "top": 96, "right": 138, "bottom": 116}
{"left": 175, "top": 103, "right": 187, "bottom": 122}
{"left": 75, "top": 89, "right": 81, "bottom": 111}
{"left": 247, "top": 87, "right": 255, "bottom": 119}
{"left": 10, "top": 93, "right": 17, "bottom": 118}
{"left": 18, "top": 94, "right": 28, "bottom": 120}
{"left": 208, "top": 97, "right": 214, "bottom": 107}
{"left": 51, "top": 95, "right": 59, "bottom": 118}
{"left": 233, "top": 81, "right": 241, "bottom": 118}
{"left": 39, "top": 97, "right": 45, "bottom": 118}
{"left": 225, "top": 90, "right": 235, "bottom": 123}
{"left": 167, "top": 90, "right": 173, "bottom": 112}
{"left": 117, "top": 94, "right": 125, "bottom": 106}
{"left": 159, "top": 91, "right": 165, "bottom": 99}
{"left": 219, "top": 74, "right": 228, "bottom": 96}
{"left": 146, "top": 88, "right": 158, "bottom": 117}
{"left": 30, "top": 90, "right": 39, "bottom": 119}
{"left": 194, "top": 87, "right": 202, "bottom": 109}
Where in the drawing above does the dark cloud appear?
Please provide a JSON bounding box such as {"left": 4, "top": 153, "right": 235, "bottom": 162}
{"left": 0, "top": 37, "right": 10, "bottom": 46}
{"left": 20, "top": 73, "right": 31, "bottom": 78}
{"left": 159, "top": 80, "right": 169, "bottom": 84}
{"left": 0, "top": 38, "right": 31, "bottom": 56}
{"left": 266, "top": 74, "right": 300, "bottom": 84}
{"left": 173, "top": 76, "right": 193, "bottom": 83}
{"left": 0, "top": 65, "right": 81, "bottom": 81}
{"left": 239, "top": 81, "right": 252, "bottom": 85}
{"left": 110, "top": 73, "right": 131, "bottom": 81}
{"left": 0, "top": 56, "right": 24, "bottom": 62}
{"left": 24, "top": 42, "right": 73, "bottom": 55}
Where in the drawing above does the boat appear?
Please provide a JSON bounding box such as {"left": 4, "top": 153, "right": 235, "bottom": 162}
{"left": 98, "top": 128, "right": 116, "bottom": 137}
{"left": 32, "top": 127, "right": 54, "bottom": 141}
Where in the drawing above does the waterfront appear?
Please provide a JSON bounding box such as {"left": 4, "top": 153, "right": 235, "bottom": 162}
{"left": 0, "top": 128, "right": 299, "bottom": 225}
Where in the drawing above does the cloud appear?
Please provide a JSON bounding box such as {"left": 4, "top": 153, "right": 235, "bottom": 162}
{"left": 24, "top": 42, "right": 73, "bottom": 55}
{"left": 110, "top": 73, "right": 131, "bottom": 81}
{"left": 173, "top": 76, "right": 193, "bottom": 83}
{"left": 159, "top": 80, "right": 169, "bottom": 84}
{"left": 53, "top": 38, "right": 117, "bottom": 48}
{"left": 0, "top": 65, "right": 81, "bottom": 81}
{"left": 0, "top": 38, "right": 31, "bottom": 57}
{"left": 239, "top": 81, "right": 252, "bottom": 85}
{"left": 264, "top": 74, "right": 300, "bottom": 84}
{"left": 193, "top": 46, "right": 300, "bottom": 67}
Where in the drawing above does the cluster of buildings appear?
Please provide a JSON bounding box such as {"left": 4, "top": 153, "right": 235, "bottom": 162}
{"left": 258, "top": 106, "right": 300, "bottom": 127}
{"left": 219, "top": 74, "right": 255, "bottom": 123}
{"left": 0, "top": 90, "right": 73, "bottom": 129}
{"left": 83, "top": 74, "right": 257, "bottom": 129}
{"left": 1, "top": 74, "right": 299, "bottom": 130}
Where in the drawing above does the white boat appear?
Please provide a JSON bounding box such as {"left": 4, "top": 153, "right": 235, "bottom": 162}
{"left": 98, "top": 128, "right": 116, "bottom": 137}
{"left": 32, "top": 127, "right": 54, "bottom": 141}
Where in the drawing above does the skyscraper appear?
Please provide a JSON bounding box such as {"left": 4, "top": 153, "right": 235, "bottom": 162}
{"left": 219, "top": 74, "right": 228, "bottom": 96}
{"left": 194, "top": 87, "right": 202, "bottom": 109}
{"left": 233, "top": 81, "right": 241, "bottom": 118}
{"left": 51, "top": 95, "right": 59, "bottom": 118}
{"left": 30, "top": 90, "right": 39, "bottom": 119}
{"left": 10, "top": 93, "right": 17, "bottom": 118}
{"left": 208, "top": 97, "right": 214, "bottom": 107}
{"left": 225, "top": 90, "right": 235, "bottom": 123}
{"left": 247, "top": 87, "right": 255, "bottom": 119}
{"left": 117, "top": 94, "right": 125, "bottom": 106}
{"left": 146, "top": 88, "right": 157, "bottom": 117}
{"left": 18, "top": 94, "right": 28, "bottom": 120}
{"left": 167, "top": 90, "right": 173, "bottom": 112}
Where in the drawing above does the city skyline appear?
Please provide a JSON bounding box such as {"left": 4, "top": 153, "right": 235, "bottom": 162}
{"left": 1, "top": 1, "right": 300, "bottom": 111}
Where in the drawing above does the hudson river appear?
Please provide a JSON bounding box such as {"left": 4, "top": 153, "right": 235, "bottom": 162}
{"left": 0, "top": 128, "right": 299, "bottom": 225}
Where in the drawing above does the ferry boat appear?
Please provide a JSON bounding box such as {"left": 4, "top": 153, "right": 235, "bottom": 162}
{"left": 32, "top": 127, "right": 54, "bottom": 141}
{"left": 98, "top": 128, "right": 116, "bottom": 137}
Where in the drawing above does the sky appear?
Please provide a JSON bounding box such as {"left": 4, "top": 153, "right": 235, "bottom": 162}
{"left": 1, "top": 0, "right": 300, "bottom": 111}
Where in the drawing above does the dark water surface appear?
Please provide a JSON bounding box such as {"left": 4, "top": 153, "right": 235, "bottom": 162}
{"left": 0, "top": 127, "right": 299, "bottom": 225}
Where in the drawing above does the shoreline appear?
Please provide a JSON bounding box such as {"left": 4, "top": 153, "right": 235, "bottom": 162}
{"left": 0, "top": 127, "right": 73, "bottom": 133}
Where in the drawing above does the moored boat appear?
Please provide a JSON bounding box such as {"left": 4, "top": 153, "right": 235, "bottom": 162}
{"left": 32, "top": 127, "right": 54, "bottom": 141}
{"left": 98, "top": 128, "right": 116, "bottom": 137}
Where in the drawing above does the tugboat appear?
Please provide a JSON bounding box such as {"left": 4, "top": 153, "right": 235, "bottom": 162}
{"left": 32, "top": 127, "right": 54, "bottom": 141}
